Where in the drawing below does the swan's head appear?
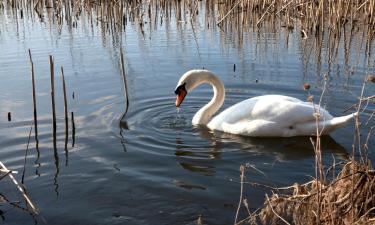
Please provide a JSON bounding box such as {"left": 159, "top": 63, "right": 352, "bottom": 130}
{"left": 174, "top": 82, "right": 187, "bottom": 107}
{"left": 174, "top": 70, "right": 210, "bottom": 107}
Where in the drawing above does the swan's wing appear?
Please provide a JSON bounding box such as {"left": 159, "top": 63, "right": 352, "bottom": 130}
{"left": 208, "top": 95, "right": 334, "bottom": 136}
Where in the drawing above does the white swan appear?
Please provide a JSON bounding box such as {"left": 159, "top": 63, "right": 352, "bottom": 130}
{"left": 174, "top": 70, "right": 356, "bottom": 137}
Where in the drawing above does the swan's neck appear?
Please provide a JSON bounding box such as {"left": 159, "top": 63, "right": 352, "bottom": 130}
{"left": 192, "top": 74, "right": 225, "bottom": 125}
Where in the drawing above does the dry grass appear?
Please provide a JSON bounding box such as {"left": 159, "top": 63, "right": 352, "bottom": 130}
{"left": 258, "top": 161, "right": 375, "bottom": 225}
{"left": 234, "top": 160, "right": 375, "bottom": 225}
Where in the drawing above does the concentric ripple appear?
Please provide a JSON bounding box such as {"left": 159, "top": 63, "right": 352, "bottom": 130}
{"left": 121, "top": 93, "right": 228, "bottom": 160}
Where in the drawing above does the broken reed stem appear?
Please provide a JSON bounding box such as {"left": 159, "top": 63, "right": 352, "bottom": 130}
{"left": 0, "top": 161, "right": 39, "bottom": 215}
{"left": 60, "top": 66, "right": 69, "bottom": 166}
{"left": 49, "top": 55, "right": 57, "bottom": 149}
{"left": 234, "top": 165, "right": 245, "bottom": 224}
{"left": 120, "top": 48, "right": 129, "bottom": 121}
{"left": 28, "top": 49, "right": 39, "bottom": 148}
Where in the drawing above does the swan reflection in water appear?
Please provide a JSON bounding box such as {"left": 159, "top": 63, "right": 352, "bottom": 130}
{"left": 174, "top": 126, "right": 348, "bottom": 175}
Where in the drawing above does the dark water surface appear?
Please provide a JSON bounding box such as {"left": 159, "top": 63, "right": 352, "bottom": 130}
{"left": 0, "top": 3, "right": 374, "bottom": 225}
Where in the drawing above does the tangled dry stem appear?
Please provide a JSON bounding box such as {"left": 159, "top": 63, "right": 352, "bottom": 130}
{"left": 253, "top": 161, "right": 375, "bottom": 225}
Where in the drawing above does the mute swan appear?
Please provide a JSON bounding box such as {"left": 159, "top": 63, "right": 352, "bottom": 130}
{"left": 174, "top": 70, "right": 356, "bottom": 137}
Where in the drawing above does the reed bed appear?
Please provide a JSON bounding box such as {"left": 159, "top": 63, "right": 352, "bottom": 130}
{"left": 1, "top": 0, "right": 373, "bottom": 76}
{"left": 3, "top": 0, "right": 374, "bottom": 37}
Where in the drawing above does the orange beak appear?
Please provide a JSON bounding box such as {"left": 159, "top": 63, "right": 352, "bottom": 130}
{"left": 175, "top": 89, "right": 187, "bottom": 107}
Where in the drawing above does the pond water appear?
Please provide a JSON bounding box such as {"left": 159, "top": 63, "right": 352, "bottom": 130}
{"left": 0, "top": 2, "right": 374, "bottom": 225}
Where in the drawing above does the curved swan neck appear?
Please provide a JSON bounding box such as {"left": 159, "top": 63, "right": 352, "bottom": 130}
{"left": 187, "top": 71, "right": 225, "bottom": 125}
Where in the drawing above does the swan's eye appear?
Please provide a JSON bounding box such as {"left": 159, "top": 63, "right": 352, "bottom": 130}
{"left": 174, "top": 83, "right": 187, "bottom": 95}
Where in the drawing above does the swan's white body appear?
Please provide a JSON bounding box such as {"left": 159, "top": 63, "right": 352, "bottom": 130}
{"left": 174, "top": 70, "right": 355, "bottom": 137}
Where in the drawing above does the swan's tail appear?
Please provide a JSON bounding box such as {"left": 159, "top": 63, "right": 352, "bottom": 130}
{"left": 319, "top": 112, "right": 357, "bottom": 134}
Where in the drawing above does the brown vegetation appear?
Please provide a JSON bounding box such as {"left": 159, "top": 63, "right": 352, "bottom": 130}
{"left": 259, "top": 161, "right": 375, "bottom": 225}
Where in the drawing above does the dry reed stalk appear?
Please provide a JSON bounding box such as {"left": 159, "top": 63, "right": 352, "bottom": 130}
{"left": 0, "top": 161, "right": 39, "bottom": 215}
{"left": 60, "top": 66, "right": 69, "bottom": 166}
{"left": 49, "top": 55, "right": 56, "bottom": 148}
{"left": 217, "top": 0, "right": 243, "bottom": 25}
{"left": 60, "top": 67, "right": 68, "bottom": 130}
{"left": 28, "top": 49, "right": 39, "bottom": 149}
{"left": 119, "top": 48, "right": 129, "bottom": 121}
{"left": 232, "top": 162, "right": 374, "bottom": 225}
{"left": 256, "top": 0, "right": 275, "bottom": 27}
{"left": 234, "top": 165, "right": 245, "bottom": 224}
